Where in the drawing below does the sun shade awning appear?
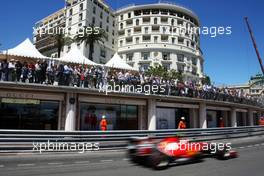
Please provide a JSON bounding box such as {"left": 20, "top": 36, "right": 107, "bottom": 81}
{"left": 3, "top": 38, "right": 48, "bottom": 59}
{"left": 105, "top": 53, "right": 137, "bottom": 71}
{"left": 58, "top": 45, "right": 100, "bottom": 66}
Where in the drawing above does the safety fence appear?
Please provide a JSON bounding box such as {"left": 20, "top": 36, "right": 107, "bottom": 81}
{"left": 0, "top": 126, "right": 263, "bottom": 153}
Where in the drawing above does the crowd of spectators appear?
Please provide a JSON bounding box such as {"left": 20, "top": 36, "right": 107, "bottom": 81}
{"left": 0, "top": 59, "right": 263, "bottom": 107}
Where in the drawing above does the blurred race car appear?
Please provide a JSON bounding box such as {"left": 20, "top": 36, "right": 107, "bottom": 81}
{"left": 127, "top": 136, "right": 237, "bottom": 169}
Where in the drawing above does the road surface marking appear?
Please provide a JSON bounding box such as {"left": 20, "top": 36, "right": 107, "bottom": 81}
{"left": 123, "top": 158, "right": 129, "bottom": 161}
{"left": 17, "top": 163, "right": 35, "bottom": 167}
{"left": 0, "top": 165, "right": 4, "bottom": 168}
{"left": 247, "top": 145, "right": 253, "bottom": 148}
{"left": 100, "top": 160, "right": 113, "bottom": 162}
{"left": 238, "top": 147, "right": 244, "bottom": 149}
{"left": 74, "top": 161, "right": 90, "bottom": 164}
{"left": 254, "top": 144, "right": 260, "bottom": 146}
{"left": 48, "top": 162, "right": 63, "bottom": 165}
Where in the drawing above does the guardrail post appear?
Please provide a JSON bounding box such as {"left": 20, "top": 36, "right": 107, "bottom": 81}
{"left": 199, "top": 102, "right": 207, "bottom": 129}
{"left": 65, "top": 92, "right": 77, "bottom": 131}
{"left": 148, "top": 98, "right": 156, "bottom": 130}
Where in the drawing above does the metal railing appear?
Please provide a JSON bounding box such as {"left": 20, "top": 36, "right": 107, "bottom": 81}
{"left": 0, "top": 126, "right": 264, "bottom": 153}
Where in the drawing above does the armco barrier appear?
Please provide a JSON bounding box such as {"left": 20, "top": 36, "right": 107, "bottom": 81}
{"left": 0, "top": 126, "right": 263, "bottom": 153}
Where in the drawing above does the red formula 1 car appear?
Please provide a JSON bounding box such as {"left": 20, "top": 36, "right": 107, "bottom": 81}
{"left": 127, "top": 136, "right": 237, "bottom": 169}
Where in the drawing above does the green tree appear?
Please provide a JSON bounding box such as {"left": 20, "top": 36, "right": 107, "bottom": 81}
{"left": 145, "top": 65, "right": 167, "bottom": 77}
{"left": 202, "top": 75, "right": 211, "bottom": 85}
{"left": 145, "top": 65, "right": 183, "bottom": 81}
{"left": 169, "top": 69, "right": 183, "bottom": 82}
{"left": 74, "top": 26, "right": 107, "bottom": 61}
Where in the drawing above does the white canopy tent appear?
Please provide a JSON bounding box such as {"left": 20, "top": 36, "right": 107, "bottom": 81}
{"left": 3, "top": 38, "right": 48, "bottom": 59}
{"left": 58, "top": 45, "right": 100, "bottom": 66}
{"left": 105, "top": 53, "right": 137, "bottom": 71}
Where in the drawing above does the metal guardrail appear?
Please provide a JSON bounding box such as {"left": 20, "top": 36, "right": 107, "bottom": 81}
{"left": 0, "top": 126, "right": 263, "bottom": 153}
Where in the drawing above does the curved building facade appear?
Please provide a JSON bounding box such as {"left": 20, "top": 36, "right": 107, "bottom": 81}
{"left": 115, "top": 3, "right": 204, "bottom": 82}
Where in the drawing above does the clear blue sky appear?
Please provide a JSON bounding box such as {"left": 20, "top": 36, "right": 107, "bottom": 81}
{"left": 0, "top": 0, "right": 264, "bottom": 85}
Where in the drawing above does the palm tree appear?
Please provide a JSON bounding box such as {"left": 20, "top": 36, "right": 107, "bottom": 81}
{"left": 53, "top": 33, "right": 73, "bottom": 58}
{"left": 74, "top": 26, "right": 107, "bottom": 61}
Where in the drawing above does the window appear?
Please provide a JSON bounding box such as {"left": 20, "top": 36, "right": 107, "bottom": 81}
{"left": 161, "top": 9, "right": 168, "bottom": 15}
{"left": 0, "top": 100, "right": 60, "bottom": 130}
{"left": 120, "top": 15, "right": 123, "bottom": 20}
{"left": 126, "top": 19, "right": 133, "bottom": 26}
{"left": 79, "top": 3, "right": 83, "bottom": 11}
{"left": 120, "top": 23, "right": 123, "bottom": 29}
{"left": 127, "top": 29, "right": 131, "bottom": 36}
{"left": 126, "top": 53, "right": 133, "bottom": 61}
{"left": 162, "top": 52, "right": 170, "bottom": 60}
{"left": 192, "top": 67, "right": 197, "bottom": 75}
{"left": 120, "top": 40, "right": 123, "bottom": 47}
{"left": 136, "top": 19, "right": 139, "bottom": 25}
{"left": 178, "top": 54, "right": 184, "bottom": 62}
{"left": 92, "top": 17, "right": 95, "bottom": 25}
{"left": 145, "top": 27, "right": 149, "bottom": 34}
{"left": 106, "top": 26, "right": 109, "bottom": 32}
{"left": 68, "top": 18, "right": 72, "bottom": 25}
{"left": 136, "top": 37, "right": 140, "bottom": 44}
{"left": 161, "top": 35, "right": 168, "bottom": 42}
{"left": 154, "top": 36, "right": 158, "bottom": 43}
{"left": 178, "top": 65, "right": 185, "bottom": 72}
{"left": 69, "top": 9, "right": 73, "bottom": 16}
{"left": 178, "top": 20, "right": 183, "bottom": 25}
{"left": 79, "top": 103, "right": 138, "bottom": 130}
{"left": 172, "top": 37, "right": 175, "bottom": 44}
{"left": 154, "top": 18, "right": 158, "bottom": 24}
{"left": 79, "top": 13, "right": 83, "bottom": 21}
{"left": 171, "top": 19, "right": 175, "bottom": 26}
{"left": 126, "top": 37, "right": 133, "bottom": 43}
{"left": 93, "top": 6, "right": 96, "bottom": 14}
{"left": 134, "top": 10, "right": 141, "bottom": 16}
{"left": 143, "top": 9, "right": 150, "bottom": 15}
{"left": 192, "top": 57, "right": 197, "bottom": 65}
{"left": 143, "top": 35, "right": 151, "bottom": 41}
{"left": 128, "top": 12, "right": 131, "bottom": 18}
{"left": 143, "top": 17, "right": 151, "bottom": 23}
{"left": 142, "top": 52, "right": 150, "bottom": 60}
{"left": 107, "top": 16, "right": 109, "bottom": 23}
{"left": 163, "top": 64, "right": 170, "bottom": 70}
{"left": 100, "top": 49, "right": 106, "bottom": 58}
{"left": 140, "top": 64, "right": 150, "bottom": 71}
{"left": 100, "top": 12, "right": 103, "bottom": 19}
{"left": 100, "top": 21, "right": 102, "bottom": 28}
{"left": 112, "top": 30, "right": 115, "bottom": 36}
{"left": 178, "top": 37, "right": 184, "bottom": 44}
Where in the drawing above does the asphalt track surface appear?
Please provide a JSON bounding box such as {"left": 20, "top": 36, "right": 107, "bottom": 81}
{"left": 0, "top": 140, "right": 264, "bottom": 176}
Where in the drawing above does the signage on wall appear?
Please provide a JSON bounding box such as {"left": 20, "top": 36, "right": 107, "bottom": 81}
{"left": 1, "top": 98, "right": 40, "bottom": 105}
{"left": 0, "top": 92, "right": 35, "bottom": 99}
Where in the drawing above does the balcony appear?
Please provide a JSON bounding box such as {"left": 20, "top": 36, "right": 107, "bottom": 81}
{"left": 142, "top": 17, "right": 151, "bottom": 23}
